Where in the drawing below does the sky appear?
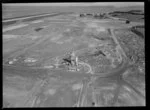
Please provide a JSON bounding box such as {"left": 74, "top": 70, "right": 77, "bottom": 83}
{"left": 3, "top": 2, "right": 144, "bottom": 7}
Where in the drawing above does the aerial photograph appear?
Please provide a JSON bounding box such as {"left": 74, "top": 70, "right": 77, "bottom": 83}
{"left": 2, "top": 2, "right": 145, "bottom": 107}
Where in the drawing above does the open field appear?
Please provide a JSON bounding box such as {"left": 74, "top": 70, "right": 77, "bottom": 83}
{"left": 3, "top": 4, "right": 145, "bottom": 107}
{"left": 3, "top": 5, "right": 144, "bottom": 19}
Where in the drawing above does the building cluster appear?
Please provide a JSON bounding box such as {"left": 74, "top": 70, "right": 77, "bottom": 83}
{"left": 79, "top": 13, "right": 108, "bottom": 19}
{"left": 79, "top": 13, "right": 130, "bottom": 24}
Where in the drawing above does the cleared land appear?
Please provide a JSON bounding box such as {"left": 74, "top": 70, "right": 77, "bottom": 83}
{"left": 3, "top": 6, "right": 145, "bottom": 107}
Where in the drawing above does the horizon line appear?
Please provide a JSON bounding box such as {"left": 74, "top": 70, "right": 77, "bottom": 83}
{"left": 2, "top": 2, "right": 144, "bottom": 7}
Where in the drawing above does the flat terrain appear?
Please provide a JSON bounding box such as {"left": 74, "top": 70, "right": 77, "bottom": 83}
{"left": 3, "top": 8, "right": 145, "bottom": 107}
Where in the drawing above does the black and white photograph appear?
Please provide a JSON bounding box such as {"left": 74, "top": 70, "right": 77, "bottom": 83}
{"left": 2, "top": 2, "right": 145, "bottom": 107}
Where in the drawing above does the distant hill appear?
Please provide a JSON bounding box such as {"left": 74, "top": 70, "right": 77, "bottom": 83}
{"left": 113, "top": 6, "right": 144, "bottom": 12}
{"left": 109, "top": 10, "right": 144, "bottom": 15}
{"left": 108, "top": 7, "right": 144, "bottom": 23}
